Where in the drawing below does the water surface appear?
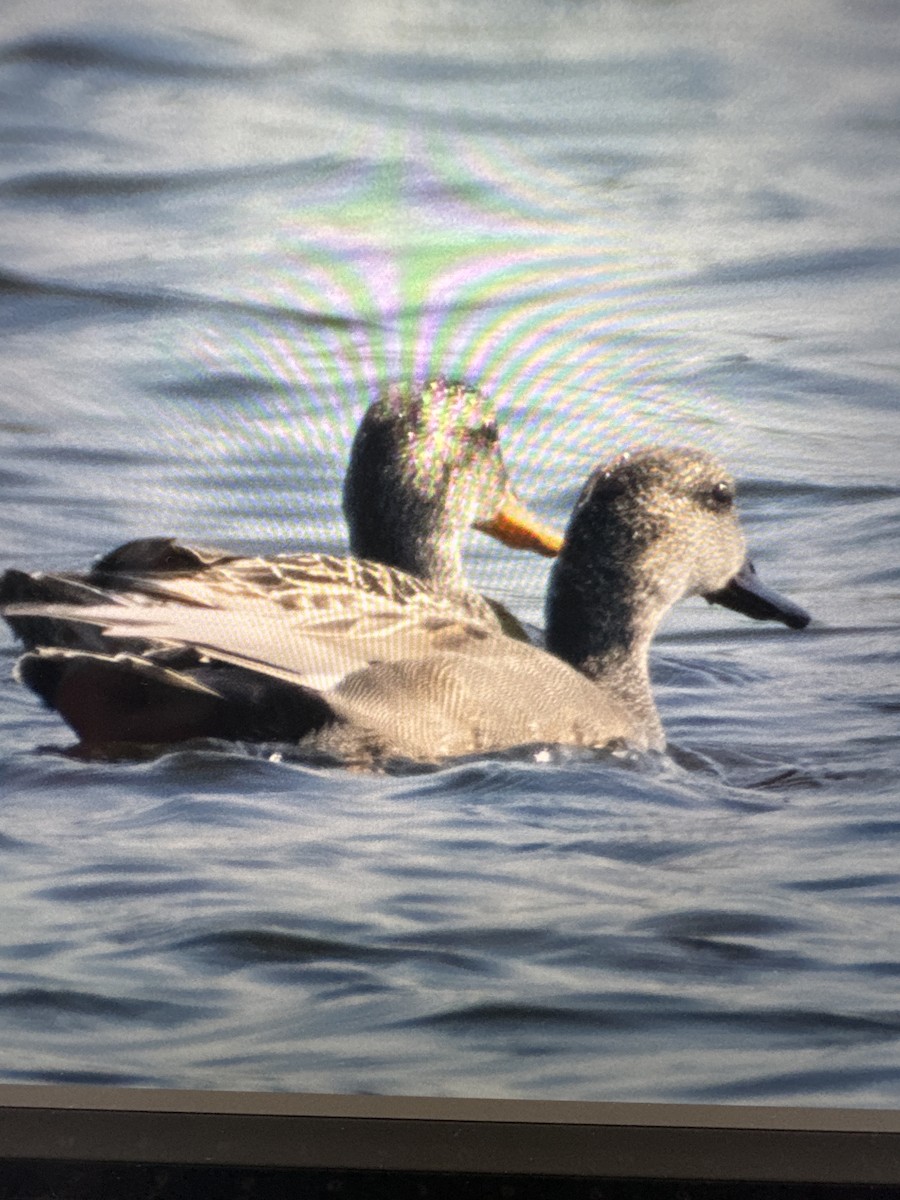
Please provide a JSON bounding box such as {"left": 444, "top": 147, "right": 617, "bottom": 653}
{"left": 0, "top": 0, "right": 898, "bottom": 1104}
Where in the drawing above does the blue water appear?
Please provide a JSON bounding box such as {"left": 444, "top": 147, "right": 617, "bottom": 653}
{"left": 0, "top": 0, "right": 898, "bottom": 1104}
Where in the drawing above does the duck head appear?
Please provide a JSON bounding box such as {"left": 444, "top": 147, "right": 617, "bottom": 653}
{"left": 343, "top": 379, "right": 561, "bottom": 590}
{"left": 546, "top": 446, "right": 810, "bottom": 677}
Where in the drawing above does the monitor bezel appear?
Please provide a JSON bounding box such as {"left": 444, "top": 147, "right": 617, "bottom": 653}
{"left": 2, "top": 1084, "right": 900, "bottom": 1186}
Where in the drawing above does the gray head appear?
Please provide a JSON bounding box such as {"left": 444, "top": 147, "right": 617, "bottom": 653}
{"left": 546, "top": 446, "right": 810, "bottom": 677}
{"left": 342, "top": 379, "right": 561, "bottom": 590}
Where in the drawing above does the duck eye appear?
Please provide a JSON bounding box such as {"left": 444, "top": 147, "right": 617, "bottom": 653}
{"left": 705, "top": 480, "right": 734, "bottom": 510}
{"left": 465, "top": 422, "right": 499, "bottom": 446}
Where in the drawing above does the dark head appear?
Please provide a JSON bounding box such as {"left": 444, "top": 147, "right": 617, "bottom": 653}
{"left": 343, "top": 379, "right": 561, "bottom": 589}
{"left": 546, "top": 447, "right": 810, "bottom": 673}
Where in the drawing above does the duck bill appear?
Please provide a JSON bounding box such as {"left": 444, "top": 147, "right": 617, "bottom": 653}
{"left": 704, "top": 559, "right": 811, "bottom": 630}
{"left": 474, "top": 492, "right": 564, "bottom": 558}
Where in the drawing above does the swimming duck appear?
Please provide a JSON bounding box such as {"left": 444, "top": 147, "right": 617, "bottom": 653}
{"left": 3, "top": 447, "right": 810, "bottom": 760}
{"left": 1, "top": 379, "right": 562, "bottom": 658}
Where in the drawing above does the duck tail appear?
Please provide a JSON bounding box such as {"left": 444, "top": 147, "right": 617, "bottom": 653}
{"left": 14, "top": 647, "right": 337, "bottom": 750}
{"left": 0, "top": 569, "right": 119, "bottom": 652}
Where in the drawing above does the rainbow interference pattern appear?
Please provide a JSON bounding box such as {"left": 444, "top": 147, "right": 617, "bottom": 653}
{"left": 151, "top": 124, "right": 733, "bottom": 563}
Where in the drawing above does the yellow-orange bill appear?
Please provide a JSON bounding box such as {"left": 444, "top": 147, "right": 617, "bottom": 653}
{"left": 474, "top": 492, "right": 564, "bottom": 558}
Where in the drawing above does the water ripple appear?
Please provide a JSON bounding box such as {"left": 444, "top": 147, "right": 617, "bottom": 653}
{"left": 401, "top": 1001, "right": 900, "bottom": 1042}
{"left": 0, "top": 265, "right": 371, "bottom": 329}
{"left": 0, "top": 986, "right": 199, "bottom": 1024}
{"left": 684, "top": 1064, "right": 900, "bottom": 1103}
{"left": 681, "top": 244, "right": 900, "bottom": 287}
{"left": 0, "top": 32, "right": 270, "bottom": 77}
{"left": 178, "top": 924, "right": 366, "bottom": 960}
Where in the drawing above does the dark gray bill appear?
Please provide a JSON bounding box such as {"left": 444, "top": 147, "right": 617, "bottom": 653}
{"left": 704, "top": 559, "right": 811, "bottom": 630}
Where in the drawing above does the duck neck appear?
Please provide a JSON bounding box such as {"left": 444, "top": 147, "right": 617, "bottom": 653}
{"left": 396, "top": 519, "right": 468, "bottom": 593}
{"left": 545, "top": 546, "right": 665, "bottom": 742}
{"left": 350, "top": 504, "right": 468, "bottom": 593}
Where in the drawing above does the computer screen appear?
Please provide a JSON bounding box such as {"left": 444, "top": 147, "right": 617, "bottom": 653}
{"left": 0, "top": 0, "right": 897, "bottom": 1193}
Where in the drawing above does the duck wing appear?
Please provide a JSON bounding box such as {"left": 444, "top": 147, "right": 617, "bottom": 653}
{"left": 1, "top": 536, "right": 503, "bottom": 654}
{"left": 2, "top": 579, "right": 496, "bottom": 692}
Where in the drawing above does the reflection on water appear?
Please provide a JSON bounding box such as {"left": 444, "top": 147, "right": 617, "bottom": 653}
{"left": 0, "top": 0, "right": 898, "bottom": 1103}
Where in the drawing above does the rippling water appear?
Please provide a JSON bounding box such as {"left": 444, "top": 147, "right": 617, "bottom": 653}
{"left": 1, "top": 0, "right": 898, "bottom": 1104}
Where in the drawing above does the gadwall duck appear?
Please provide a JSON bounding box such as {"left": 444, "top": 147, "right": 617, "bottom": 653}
{"left": 1, "top": 379, "right": 561, "bottom": 660}
{"left": 3, "top": 447, "right": 810, "bottom": 760}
